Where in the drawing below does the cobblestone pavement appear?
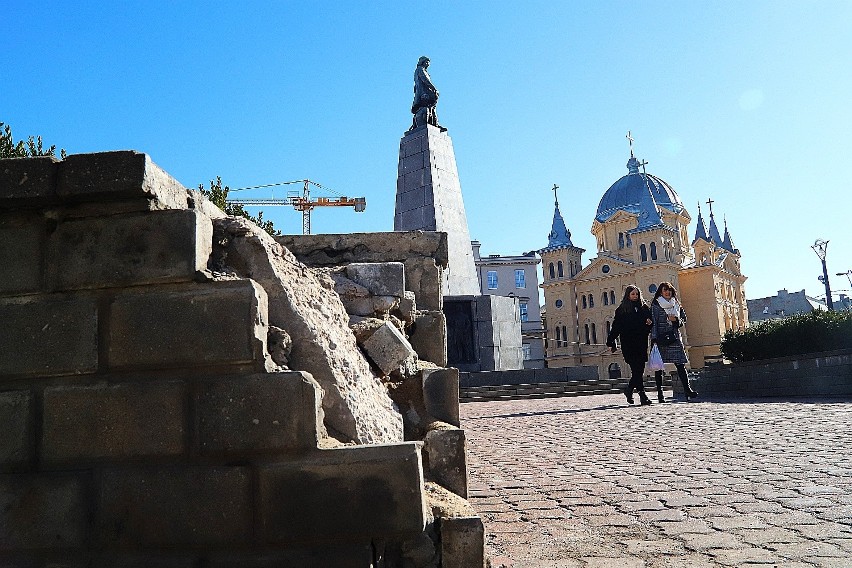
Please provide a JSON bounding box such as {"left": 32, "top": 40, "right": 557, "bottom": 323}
{"left": 460, "top": 393, "right": 852, "bottom": 568}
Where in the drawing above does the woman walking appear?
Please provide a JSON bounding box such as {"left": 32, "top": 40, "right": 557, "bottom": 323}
{"left": 606, "top": 285, "right": 653, "bottom": 406}
{"left": 650, "top": 282, "right": 698, "bottom": 401}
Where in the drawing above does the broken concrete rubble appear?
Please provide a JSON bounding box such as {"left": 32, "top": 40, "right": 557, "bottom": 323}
{"left": 361, "top": 321, "right": 417, "bottom": 376}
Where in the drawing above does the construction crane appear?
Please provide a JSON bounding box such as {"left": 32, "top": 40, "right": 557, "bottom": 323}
{"left": 227, "top": 179, "right": 366, "bottom": 235}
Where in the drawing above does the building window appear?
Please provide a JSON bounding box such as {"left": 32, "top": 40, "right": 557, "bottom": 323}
{"left": 589, "top": 294, "right": 594, "bottom": 308}
{"left": 650, "top": 242, "right": 657, "bottom": 260}
{"left": 591, "top": 323, "right": 597, "bottom": 344}
{"left": 555, "top": 299, "right": 564, "bottom": 309}
{"left": 649, "top": 283, "right": 657, "bottom": 294}
{"left": 610, "top": 290, "right": 616, "bottom": 305}
{"left": 584, "top": 324, "right": 590, "bottom": 345}
{"left": 640, "top": 244, "right": 648, "bottom": 262}
{"left": 555, "top": 326, "right": 562, "bottom": 348}
{"left": 557, "top": 261, "right": 564, "bottom": 277}
{"left": 519, "top": 301, "right": 528, "bottom": 322}
{"left": 562, "top": 325, "right": 567, "bottom": 346}
{"left": 487, "top": 270, "right": 498, "bottom": 289}
{"left": 603, "top": 292, "right": 609, "bottom": 306}
{"left": 522, "top": 344, "right": 531, "bottom": 360}
{"left": 601, "top": 264, "right": 610, "bottom": 274}
{"left": 582, "top": 296, "right": 587, "bottom": 309}
{"left": 549, "top": 262, "right": 555, "bottom": 279}
{"left": 618, "top": 232, "right": 625, "bottom": 249}
{"left": 515, "top": 269, "right": 526, "bottom": 288}
{"left": 606, "top": 320, "right": 611, "bottom": 336}
{"left": 626, "top": 234, "right": 632, "bottom": 247}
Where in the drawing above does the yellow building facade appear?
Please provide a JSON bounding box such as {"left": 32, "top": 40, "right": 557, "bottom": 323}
{"left": 539, "top": 150, "right": 748, "bottom": 379}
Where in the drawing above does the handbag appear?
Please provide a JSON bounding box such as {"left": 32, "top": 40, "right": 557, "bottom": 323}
{"left": 648, "top": 344, "right": 665, "bottom": 371}
{"left": 657, "top": 329, "right": 679, "bottom": 346}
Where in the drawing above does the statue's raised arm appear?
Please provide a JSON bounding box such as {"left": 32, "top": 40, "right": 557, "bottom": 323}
{"left": 409, "top": 56, "right": 441, "bottom": 131}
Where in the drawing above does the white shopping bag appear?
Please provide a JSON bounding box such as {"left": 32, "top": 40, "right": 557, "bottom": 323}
{"left": 648, "top": 344, "right": 665, "bottom": 371}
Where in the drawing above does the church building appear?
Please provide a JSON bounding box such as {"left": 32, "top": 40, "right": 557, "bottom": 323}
{"left": 538, "top": 138, "right": 748, "bottom": 378}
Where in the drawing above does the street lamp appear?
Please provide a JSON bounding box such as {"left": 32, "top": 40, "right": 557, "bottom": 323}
{"left": 811, "top": 239, "right": 834, "bottom": 310}
{"left": 837, "top": 270, "right": 852, "bottom": 288}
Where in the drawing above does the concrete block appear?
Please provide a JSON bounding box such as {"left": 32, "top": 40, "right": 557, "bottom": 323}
{"left": 424, "top": 428, "right": 467, "bottom": 498}
{"left": 0, "top": 390, "right": 33, "bottom": 471}
{"left": 0, "top": 294, "right": 98, "bottom": 379}
{"left": 361, "top": 322, "right": 416, "bottom": 375}
{"left": 0, "top": 156, "right": 59, "bottom": 205}
{"left": 345, "top": 262, "right": 405, "bottom": 297}
{"left": 440, "top": 516, "right": 485, "bottom": 568}
{"left": 108, "top": 280, "right": 268, "bottom": 370}
{"left": 45, "top": 209, "right": 213, "bottom": 291}
{"left": 0, "top": 213, "right": 44, "bottom": 295}
{"left": 196, "top": 372, "right": 322, "bottom": 455}
{"left": 0, "top": 473, "right": 88, "bottom": 550}
{"left": 394, "top": 291, "right": 417, "bottom": 324}
{"left": 422, "top": 367, "right": 459, "bottom": 426}
{"left": 98, "top": 466, "right": 251, "bottom": 546}
{"left": 404, "top": 258, "right": 442, "bottom": 311}
{"left": 409, "top": 311, "right": 447, "bottom": 366}
{"left": 41, "top": 381, "right": 185, "bottom": 465}
{"left": 57, "top": 151, "right": 187, "bottom": 210}
{"left": 258, "top": 442, "right": 427, "bottom": 543}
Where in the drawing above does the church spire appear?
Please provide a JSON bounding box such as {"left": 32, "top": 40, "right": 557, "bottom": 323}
{"left": 546, "top": 184, "right": 574, "bottom": 248}
{"left": 706, "top": 198, "right": 723, "bottom": 245}
{"left": 722, "top": 216, "right": 738, "bottom": 254}
{"left": 692, "top": 202, "right": 709, "bottom": 244}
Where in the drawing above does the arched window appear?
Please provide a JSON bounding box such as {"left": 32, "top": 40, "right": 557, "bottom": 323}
{"left": 555, "top": 326, "right": 562, "bottom": 348}
{"left": 640, "top": 244, "right": 648, "bottom": 262}
{"left": 626, "top": 234, "right": 632, "bottom": 247}
{"left": 584, "top": 324, "right": 590, "bottom": 345}
{"left": 549, "top": 262, "right": 555, "bottom": 279}
{"left": 557, "top": 261, "right": 564, "bottom": 277}
{"left": 606, "top": 320, "right": 611, "bottom": 336}
{"left": 591, "top": 323, "right": 598, "bottom": 344}
{"left": 603, "top": 292, "right": 609, "bottom": 306}
{"left": 589, "top": 294, "right": 594, "bottom": 308}
{"left": 562, "top": 325, "right": 567, "bottom": 346}
{"left": 610, "top": 291, "right": 616, "bottom": 304}
{"left": 582, "top": 296, "right": 587, "bottom": 309}
{"left": 618, "top": 233, "right": 625, "bottom": 249}
{"left": 650, "top": 242, "right": 658, "bottom": 260}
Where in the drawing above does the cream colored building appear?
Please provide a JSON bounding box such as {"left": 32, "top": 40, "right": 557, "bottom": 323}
{"left": 539, "top": 149, "right": 748, "bottom": 379}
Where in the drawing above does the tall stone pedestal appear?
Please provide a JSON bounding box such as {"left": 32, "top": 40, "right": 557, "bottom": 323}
{"left": 395, "top": 125, "right": 480, "bottom": 296}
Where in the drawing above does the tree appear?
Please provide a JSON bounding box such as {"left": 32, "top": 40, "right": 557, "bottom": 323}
{"left": 0, "top": 122, "right": 66, "bottom": 159}
{"left": 198, "top": 176, "right": 279, "bottom": 236}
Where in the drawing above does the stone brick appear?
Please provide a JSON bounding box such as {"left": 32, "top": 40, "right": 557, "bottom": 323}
{"left": 206, "top": 546, "right": 374, "bottom": 568}
{"left": 0, "top": 213, "right": 44, "bottom": 295}
{"left": 98, "top": 466, "right": 251, "bottom": 546}
{"left": 90, "top": 554, "right": 197, "bottom": 568}
{"left": 409, "top": 310, "right": 447, "bottom": 366}
{"left": 0, "top": 390, "right": 34, "bottom": 471}
{"left": 0, "top": 473, "right": 88, "bottom": 550}
{"left": 41, "top": 381, "right": 185, "bottom": 465}
{"left": 0, "top": 294, "right": 98, "bottom": 379}
{"left": 57, "top": 151, "right": 187, "bottom": 210}
{"left": 361, "top": 322, "right": 416, "bottom": 375}
{"left": 424, "top": 428, "right": 468, "bottom": 498}
{"left": 422, "top": 367, "right": 459, "bottom": 427}
{"left": 108, "top": 280, "right": 269, "bottom": 371}
{"left": 0, "top": 156, "right": 59, "bottom": 206}
{"left": 258, "top": 442, "right": 427, "bottom": 543}
{"left": 440, "top": 516, "right": 485, "bottom": 568}
{"left": 45, "top": 209, "right": 212, "bottom": 291}
{"left": 196, "top": 372, "right": 322, "bottom": 455}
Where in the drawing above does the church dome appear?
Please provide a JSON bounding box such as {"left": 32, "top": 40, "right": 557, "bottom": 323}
{"left": 595, "top": 157, "right": 686, "bottom": 223}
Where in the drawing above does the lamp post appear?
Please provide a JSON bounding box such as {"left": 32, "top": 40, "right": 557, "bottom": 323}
{"left": 837, "top": 270, "right": 852, "bottom": 288}
{"left": 812, "top": 239, "right": 834, "bottom": 311}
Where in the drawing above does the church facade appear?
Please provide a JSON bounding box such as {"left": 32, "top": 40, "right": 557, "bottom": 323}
{"left": 538, "top": 145, "right": 748, "bottom": 378}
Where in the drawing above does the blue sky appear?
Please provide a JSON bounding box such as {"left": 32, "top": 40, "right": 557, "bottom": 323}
{"left": 4, "top": 1, "right": 850, "bottom": 302}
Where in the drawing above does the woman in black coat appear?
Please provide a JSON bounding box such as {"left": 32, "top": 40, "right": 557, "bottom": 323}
{"left": 606, "top": 285, "right": 653, "bottom": 405}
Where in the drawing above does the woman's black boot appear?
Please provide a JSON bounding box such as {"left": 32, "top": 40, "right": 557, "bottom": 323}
{"left": 654, "top": 371, "right": 666, "bottom": 402}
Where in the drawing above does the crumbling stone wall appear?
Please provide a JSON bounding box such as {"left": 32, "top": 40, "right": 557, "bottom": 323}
{"left": 0, "top": 151, "right": 484, "bottom": 567}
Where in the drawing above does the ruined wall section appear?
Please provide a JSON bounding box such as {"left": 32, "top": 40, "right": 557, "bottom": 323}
{"left": 0, "top": 152, "right": 447, "bottom": 566}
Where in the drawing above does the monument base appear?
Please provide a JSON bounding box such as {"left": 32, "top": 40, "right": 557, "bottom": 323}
{"left": 444, "top": 295, "right": 523, "bottom": 372}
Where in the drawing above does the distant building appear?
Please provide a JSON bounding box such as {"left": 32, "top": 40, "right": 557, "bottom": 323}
{"left": 747, "top": 289, "right": 826, "bottom": 323}
{"left": 472, "top": 241, "right": 545, "bottom": 368}
{"left": 538, "top": 142, "right": 748, "bottom": 378}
